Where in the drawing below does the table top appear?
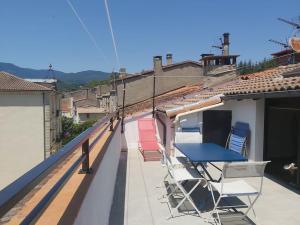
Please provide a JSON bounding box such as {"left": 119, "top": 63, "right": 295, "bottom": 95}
{"left": 174, "top": 143, "right": 247, "bottom": 163}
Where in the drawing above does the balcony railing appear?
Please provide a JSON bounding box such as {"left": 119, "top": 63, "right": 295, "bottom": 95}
{"left": 0, "top": 111, "right": 121, "bottom": 224}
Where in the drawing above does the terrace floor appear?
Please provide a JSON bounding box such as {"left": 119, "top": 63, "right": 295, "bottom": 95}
{"left": 109, "top": 147, "right": 300, "bottom": 225}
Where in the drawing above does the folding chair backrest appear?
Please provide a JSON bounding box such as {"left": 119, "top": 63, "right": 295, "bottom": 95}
{"left": 222, "top": 161, "right": 270, "bottom": 179}
{"left": 232, "top": 122, "right": 250, "bottom": 138}
{"left": 228, "top": 134, "right": 246, "bottom": 154}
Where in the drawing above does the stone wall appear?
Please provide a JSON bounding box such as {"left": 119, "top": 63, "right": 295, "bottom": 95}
{"left": 116, "top": 63, "right": 204, "bottom": 107}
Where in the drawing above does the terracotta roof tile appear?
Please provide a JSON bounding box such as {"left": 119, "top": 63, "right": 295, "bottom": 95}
{"left": 156, "top": 63, "right": 300, "bottom": 115}
{"left": 0, "top": 72, "right": 51, "bottom": 91}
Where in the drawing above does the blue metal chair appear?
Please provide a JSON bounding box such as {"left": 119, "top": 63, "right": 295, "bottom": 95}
{"left": 226, "top": 122, "right": 250, "bottom": 156}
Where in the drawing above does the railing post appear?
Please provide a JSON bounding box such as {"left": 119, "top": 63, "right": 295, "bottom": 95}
{"left": 79, "top": 139, "right": 91, "bottom": 174}
{"left": 110, "top": 117, "right": 114, "bottom": 131}
{"left": 117, "top": 110, "right": 120, "bottom": 120}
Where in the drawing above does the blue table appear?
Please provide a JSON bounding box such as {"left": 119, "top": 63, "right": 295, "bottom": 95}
{"left": 174, "top": 143, "right": 247, "bottom": 181}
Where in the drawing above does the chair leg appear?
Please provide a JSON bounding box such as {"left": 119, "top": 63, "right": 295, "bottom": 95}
{"left": 174, "top": 180, "right": 202, "bottom": 216}
{"left": 244, "top": 194, "right": 260, "bottom": 218}
{"left": 209, "top": 185, "right": 221, "bottom": 225}
{"left": 156, "top": 172, "right": 169, "bottom": 189}
{"left": 247, "top": 196, "right": 256, "bottom": 218}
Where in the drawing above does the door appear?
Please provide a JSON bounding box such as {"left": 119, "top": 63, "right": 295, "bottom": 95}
{"left": 203, "top": 110, "right": 232, "bottom": 146}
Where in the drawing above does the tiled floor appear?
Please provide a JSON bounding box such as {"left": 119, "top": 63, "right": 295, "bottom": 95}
{"left": 110, "top": 148, "right": 300, "bottom": 225}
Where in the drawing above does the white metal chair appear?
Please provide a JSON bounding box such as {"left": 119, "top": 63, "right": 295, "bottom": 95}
{"left": 209, "top": 161, "right": 270, "bottom": 225}
{"left": 162, "top": 148, "right": 207, "bottom": 217}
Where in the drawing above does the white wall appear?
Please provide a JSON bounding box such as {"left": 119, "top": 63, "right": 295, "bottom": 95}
{"left": 175, "top": 99, "right": 265, "bottom": 161}
{"left": 0, "top": 92, "right": 45, "bottom": 190}
{"left": 74, "top": 123, "right": 122, "bottom": 225}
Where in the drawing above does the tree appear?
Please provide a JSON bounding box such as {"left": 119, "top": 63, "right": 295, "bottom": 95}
{"left": 238, "top": 58, "right": 278, "bottom": 75}
{"left": 61, "top": 117, "right": 97, "bottom": 145}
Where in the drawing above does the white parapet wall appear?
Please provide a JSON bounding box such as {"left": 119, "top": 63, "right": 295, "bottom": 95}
{"left": 74, "top": 123, "right": 122, "bottom": 225}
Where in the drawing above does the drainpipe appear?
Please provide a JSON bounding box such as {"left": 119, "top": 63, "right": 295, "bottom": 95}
{"left": 152, "top": 56, "right": 162, "bottom": 118}
{"left": 42, "top": 92, "right": 46, "bottom": 160}
{"left": 156, "top": 112, "right": 167, "bottom": 146}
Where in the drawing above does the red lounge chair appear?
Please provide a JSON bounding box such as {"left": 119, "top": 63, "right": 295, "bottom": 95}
{"left": 138, "top": 118, "right": 161, "bottom": 161}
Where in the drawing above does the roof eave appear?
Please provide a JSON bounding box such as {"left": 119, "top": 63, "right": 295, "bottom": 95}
{"left": 222, "top": 89, "right": 300, "bottom": 100}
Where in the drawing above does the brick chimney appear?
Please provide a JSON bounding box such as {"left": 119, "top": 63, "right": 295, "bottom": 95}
{"left": 153, "top": 56, "right": 162, "bottom": 73}
{"left": 223, "top": 33, "right": 230, "bottom": 56}
{"left": 166, "top": 53, "right": 173, "bottom": 65}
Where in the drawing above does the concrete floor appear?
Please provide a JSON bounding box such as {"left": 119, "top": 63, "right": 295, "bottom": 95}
{"left": 109, "top": 148, "right": 300, "bottom": 225}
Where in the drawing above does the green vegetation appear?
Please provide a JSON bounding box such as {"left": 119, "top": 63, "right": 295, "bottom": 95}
{"left": 86, "top": 79, "right": 110, "bottom": 88}
{"left": 238, "top": 58, "right": 278, "bottom": 75}
{"left": 62, "top": 117, "right": 97, "bottom": 145}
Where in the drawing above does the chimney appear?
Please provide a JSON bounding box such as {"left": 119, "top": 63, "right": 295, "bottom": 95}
{"left": 153, "top": 56, "right": 162, "bottom": 73}
{"left": 166, "top": 53, "right": 173, "bottom": 65}
{"left": 119, "top": 68, "right": 126, "bottom": 80}
{"left": 223, "top": 33, "right": 230, "bottom": 56}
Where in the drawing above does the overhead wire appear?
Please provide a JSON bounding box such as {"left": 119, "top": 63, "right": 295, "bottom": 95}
{"left": 103, "top": 0, "right": 120, "bottom": 69}
{"left": 65, "top": 0, "right": 108, "bottom": 64}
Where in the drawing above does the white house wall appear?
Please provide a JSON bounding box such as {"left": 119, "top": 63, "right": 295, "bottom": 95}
{"left": 0, "top": 92, "right": 45, "bottom": 190}
{"left": 175, "top": 99, "right": 265, "bottom": 161}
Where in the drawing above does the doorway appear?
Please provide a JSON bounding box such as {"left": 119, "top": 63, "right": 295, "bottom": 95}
{"left": 264, "top": 97, "right": 300, "bottom": 189}
{"left": 203, "top": 110, "right": 232, "bottom": 146}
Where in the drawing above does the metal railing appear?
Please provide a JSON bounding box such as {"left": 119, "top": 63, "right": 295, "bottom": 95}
{"left": 0, "top": 111, "right": 120, "bottom": 224}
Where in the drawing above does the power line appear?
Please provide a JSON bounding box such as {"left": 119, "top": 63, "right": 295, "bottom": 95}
{"left": 65, "top": 0, "right": 108, "bottom": 64}
{"left": 103, "top": 0, "right": 120, "bottom": 69}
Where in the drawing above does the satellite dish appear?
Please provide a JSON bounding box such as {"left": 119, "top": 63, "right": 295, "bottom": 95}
{"left": 289, "top": 37, "right": 300, "bottom": 52}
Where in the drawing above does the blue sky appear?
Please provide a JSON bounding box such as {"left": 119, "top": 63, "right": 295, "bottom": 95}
{"left": 0, "top": 0, "right": 299, "bottom": 73}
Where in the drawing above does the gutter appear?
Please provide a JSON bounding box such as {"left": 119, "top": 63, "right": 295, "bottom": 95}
{"left": 168, "top": 94, "right": 225, "bottom": 121}
{"left": 174, "top": 101, "right": 224, "bottom": 124}
{"left": 222, "top": 89, "right": 300, "bottom": 100}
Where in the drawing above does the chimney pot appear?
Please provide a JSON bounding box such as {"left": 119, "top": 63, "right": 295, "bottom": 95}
{"left": 153, "top": 56, "right": 162, "bottom": 72}
{"left": 119, "top": 68, "right": 126, "bottom": 80}
{"left": 166, "top": 53, "right": 173, "bottom": 65}
{"left": 223, "top": 33, "right": 230, "bottom": 56}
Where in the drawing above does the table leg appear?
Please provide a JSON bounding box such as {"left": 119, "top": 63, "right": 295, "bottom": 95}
{"left": 198, "top": 163, "right": 215, "bottom": 182}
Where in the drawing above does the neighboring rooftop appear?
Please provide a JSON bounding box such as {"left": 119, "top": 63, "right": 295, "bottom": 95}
{"left": 156, "top": 63, "right": 300, "bottom": 116}
{"left": 0, "top": 72, "right": 51, "bottom": 92}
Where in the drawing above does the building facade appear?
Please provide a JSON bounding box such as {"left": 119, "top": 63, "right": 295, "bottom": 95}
{"left": 0, "top": 73, "right": 62, "bottom": 190}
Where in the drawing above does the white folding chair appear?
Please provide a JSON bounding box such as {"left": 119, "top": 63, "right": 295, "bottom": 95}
{"left": 163, "top": 149, "right": 207, "bottom": 218}
{"left": 209, "top": 161, "right": 270, "bottom": 224}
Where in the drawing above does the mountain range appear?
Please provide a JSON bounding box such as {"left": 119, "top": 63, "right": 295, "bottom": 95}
{"left": 0, "top": 62, "right": 111, "bottom": 90}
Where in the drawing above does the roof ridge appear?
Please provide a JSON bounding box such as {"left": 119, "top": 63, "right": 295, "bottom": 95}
{"left": 0, "top": 71, "right": 52, "bottom": 91}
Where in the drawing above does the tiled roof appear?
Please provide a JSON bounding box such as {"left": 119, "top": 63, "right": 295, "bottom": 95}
{"left": 77, "top": 107, "right": 106, "bottom": 114}
{"left": 0, "top": 72, "right": 51, "bottom": 91}
{"left": 156, "top": 63, "right": 300, "bottom": 116}
{"left": 61, "top": 98, "right": 72, "bottom": 112}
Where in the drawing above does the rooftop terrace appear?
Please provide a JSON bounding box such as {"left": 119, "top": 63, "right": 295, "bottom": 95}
{"left": 108, "top": 114, "right": 300, "bottom": 225}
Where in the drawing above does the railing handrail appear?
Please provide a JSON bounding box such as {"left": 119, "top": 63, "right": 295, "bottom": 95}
{"left": 0, "top": 111, "right": 119, "bottom": 218}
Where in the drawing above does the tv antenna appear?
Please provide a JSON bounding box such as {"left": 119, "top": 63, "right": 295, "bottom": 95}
{"left": 278, "top": 17, "right": 300, "bottom": 30}
{"left": 269, "top": 39, "right": 289, "bottom": 49}
{"left": 278, "top": 17, "right": 300, "bottom": 52}
{"left": 212, "top": 37, "right": 224, "bottom": 54}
